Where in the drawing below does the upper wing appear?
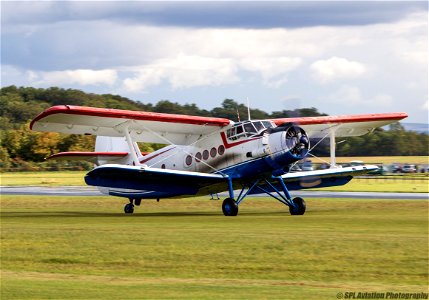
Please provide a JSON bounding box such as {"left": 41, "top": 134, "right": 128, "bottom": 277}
{"left": 30, "top": 105, "right": 233, "bottom": 145}
{"left": 271, "top": 113, "right": 408, "bottom": 138}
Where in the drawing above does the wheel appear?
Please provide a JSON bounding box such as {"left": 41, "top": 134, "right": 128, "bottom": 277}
{"left": 289, "top": 197, "right": 306, "bottom": 215}
{"left": 124, "top": 203, "right": 134, "bottom": 214}
{"left": 134, "top": 199, "right": 142, "bottom": 206}
{"left": 222, "top": 198, "right": 238, "bottom": 216}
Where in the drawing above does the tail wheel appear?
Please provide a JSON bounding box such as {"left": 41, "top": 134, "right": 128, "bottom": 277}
{"left": 289, "top": 197, "right": 306, "bottom": 215}
{"left": 222, "top": 198, "right": 238, "bottom": 216}
{"left": 124, "top": 203, "right": 134, "bottom": 214}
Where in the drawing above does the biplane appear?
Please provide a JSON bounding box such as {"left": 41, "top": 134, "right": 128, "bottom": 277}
{"left": 30, "top": 105, "right": 407, "bottom": 216}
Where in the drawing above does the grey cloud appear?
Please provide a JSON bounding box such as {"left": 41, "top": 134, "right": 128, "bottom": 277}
{"left": 2, "top": 1, "right": 427, "bottom": 28}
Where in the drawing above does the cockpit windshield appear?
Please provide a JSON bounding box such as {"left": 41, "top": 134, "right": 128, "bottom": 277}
{"left": 226, "top": 120, "right": 275, "bottom": 141}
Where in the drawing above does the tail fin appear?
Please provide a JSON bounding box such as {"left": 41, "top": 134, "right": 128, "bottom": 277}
{"left": 95, "top": 136, "right": 143, "bottom": 165}
{"left": 46, "top": 136, "right": 146, "bottom": 166}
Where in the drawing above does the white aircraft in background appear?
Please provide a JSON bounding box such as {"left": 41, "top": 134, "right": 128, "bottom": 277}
{"left": 30, "top": 105, "right": 407, "bottom": 216}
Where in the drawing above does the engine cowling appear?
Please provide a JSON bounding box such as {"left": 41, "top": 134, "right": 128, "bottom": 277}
{"left": 264, "top": 125, "right": 310, "bottom": 175}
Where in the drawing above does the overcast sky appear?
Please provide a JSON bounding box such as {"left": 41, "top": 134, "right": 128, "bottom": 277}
{"left": 1, "top": 1, "right": 428, "bottom": 123}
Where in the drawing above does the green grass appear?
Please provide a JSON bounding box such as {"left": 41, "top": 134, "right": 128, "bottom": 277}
{"left": 1, "top": 171, "right": 86, "bottom": 186}
{"left": 1, "top": 196, "right": 428, "bottom": 299}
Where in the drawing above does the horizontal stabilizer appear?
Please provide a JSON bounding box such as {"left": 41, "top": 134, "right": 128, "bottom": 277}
{"left": 46, "top": 152, "right": 129, "bottom": 164}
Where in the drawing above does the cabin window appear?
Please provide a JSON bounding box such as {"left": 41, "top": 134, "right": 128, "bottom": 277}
{"left": 195, "top": 152, "right": 202, "bottom": 162}
{"left": 210, "top": 147, "right": 217, "bottom": 158}
{"left": 218, "top": 145, "right": 225, "bottom": 155}
{"left": 185, "top": 155, "right": 192, "bottom": 166}
{"left": 203, "top": 150, "right": 209, "bottom": 160}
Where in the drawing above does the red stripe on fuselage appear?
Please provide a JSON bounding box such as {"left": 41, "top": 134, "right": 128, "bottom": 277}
{"left": 220, "top": 132, "right": 260, "bottom": 149}
{"left": 140, "top": 147, "right": 175, "bottom": 164}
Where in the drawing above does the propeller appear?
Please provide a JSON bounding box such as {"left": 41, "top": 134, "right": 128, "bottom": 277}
{"left": 285, "top": 126, "right": 309, "bottom": 157}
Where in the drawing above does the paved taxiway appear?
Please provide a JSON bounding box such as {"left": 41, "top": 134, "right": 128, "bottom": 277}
{"left": 1, "top": 186, "right": 427, "bottom": 200}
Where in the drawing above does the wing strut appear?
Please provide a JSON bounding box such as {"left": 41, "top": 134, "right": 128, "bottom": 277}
{"left": 124, "top": 125, "right": 140, "bottom": 166}
{"left": 330, "top": 127, "right": 337, "bottom": 168}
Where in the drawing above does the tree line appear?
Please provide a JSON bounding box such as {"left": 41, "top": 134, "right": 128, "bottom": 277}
{"left": 0, "top": 86, "right": 427, "bottom": 171}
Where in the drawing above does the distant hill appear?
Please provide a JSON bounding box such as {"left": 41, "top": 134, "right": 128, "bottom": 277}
{"left": 0, "top": 85, "right": 327, "bottom": 130}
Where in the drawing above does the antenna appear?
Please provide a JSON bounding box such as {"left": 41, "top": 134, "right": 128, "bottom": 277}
{"left": 236, "top": 108, "right": 241, "bottom": 122}
{"left": 247, "top": 97, "right": 251, "bottom": 120}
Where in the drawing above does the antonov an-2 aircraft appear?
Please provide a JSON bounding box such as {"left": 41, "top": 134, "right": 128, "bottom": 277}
{"left": 30, "top": 105, "right": 407, "bottom": 216}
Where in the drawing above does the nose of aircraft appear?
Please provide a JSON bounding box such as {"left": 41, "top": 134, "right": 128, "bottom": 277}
{"left": 284, "top": 126, "right": 309, "bottom": 158}
{"left": 263, "top": 125, "right": 310, "bottom": 175}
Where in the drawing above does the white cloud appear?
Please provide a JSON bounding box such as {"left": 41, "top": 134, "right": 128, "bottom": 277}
{"left": 240, "top": 57, "right": 302, "bottom": 84}
{"left": 123, "top": 55, "right": 239, "bottom": 92}
{"left": 1, "top": 8, "right": 427, "bottom": 122}
{"left": 326, "top": 85, "right": 393, "bottom": 108}
{"left": 30, "top": 69, "right": 118, "bottom": 86}
{"left": 310, "top": 57, "right": 367, "bottom": 83}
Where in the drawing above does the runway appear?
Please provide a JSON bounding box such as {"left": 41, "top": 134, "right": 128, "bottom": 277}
{"left": 1, "top": 186, "right": 428, "bottom": 200}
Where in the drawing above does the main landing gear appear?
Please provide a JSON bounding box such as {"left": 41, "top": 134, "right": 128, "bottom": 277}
{"left": 222, "top": 176, "right": 306, "bottom": 216}
{"left": 222, "top": 198, "right": 238, "bottom": 216}
{"left": 124, "top": 198, "right": 142, "bottom": 214}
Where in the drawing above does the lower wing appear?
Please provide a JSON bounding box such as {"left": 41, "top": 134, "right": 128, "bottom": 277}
{"left": 85, "top": 164, "right": 229, "bottom": 198}
{"left": 248, "top": 165, "right": 378, "bottom": 194}
{"left": 85, "top": 164, "right": 377, "bottom": 199}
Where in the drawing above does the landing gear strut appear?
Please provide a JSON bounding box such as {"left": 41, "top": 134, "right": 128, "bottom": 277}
{"left": 222, "top": 176, "right": 307, "bottom": 216}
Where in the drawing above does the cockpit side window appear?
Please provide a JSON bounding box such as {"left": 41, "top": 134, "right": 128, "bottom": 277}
{"left": 226, "top": 120, "right": 276, "bottom": 141}
{"left": 262, "top": 121, "right": 274, "bottom": 129}
{"left": 253, "top": 121, "right": 264, "bottom": 132}
{"left": 243, "top": 122, "right": 257, "bottom": 136}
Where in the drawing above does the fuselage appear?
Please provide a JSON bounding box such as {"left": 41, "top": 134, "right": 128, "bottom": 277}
{"left": 136, "top": 120, "right": 309, "bottom": 180}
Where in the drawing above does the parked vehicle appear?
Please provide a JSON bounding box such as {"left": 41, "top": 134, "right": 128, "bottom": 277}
{"left": 301, "top": 161, "right": 314, "bottom": 171}
{"left": 402, "top": 164, "right": 416, "bottom": 173}
{"left": 343, "top": 160, "right": 383, "bottom": 175}
{"left": 391, "top": 163, "right": 402, "bottom": 173}
{"left": 318, "top": 163, "right": 330, "bottom": 170}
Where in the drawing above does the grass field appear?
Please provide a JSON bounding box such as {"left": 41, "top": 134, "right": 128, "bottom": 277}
{"left": 1, "top": 196, "right": 428, "bottom": 299}
{"left": 1, "top": 171, "right": 87, "bottom": 186}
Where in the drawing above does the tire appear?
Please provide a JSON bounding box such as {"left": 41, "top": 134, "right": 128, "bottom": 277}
{"left": 289, "top": 197, "right": 306, "bottom": 215}
{"left": 222, "top": 198, "right": 238, "bottom": 216}
{"left": 124, "top": 203, "right": 134, "bottom": 214}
